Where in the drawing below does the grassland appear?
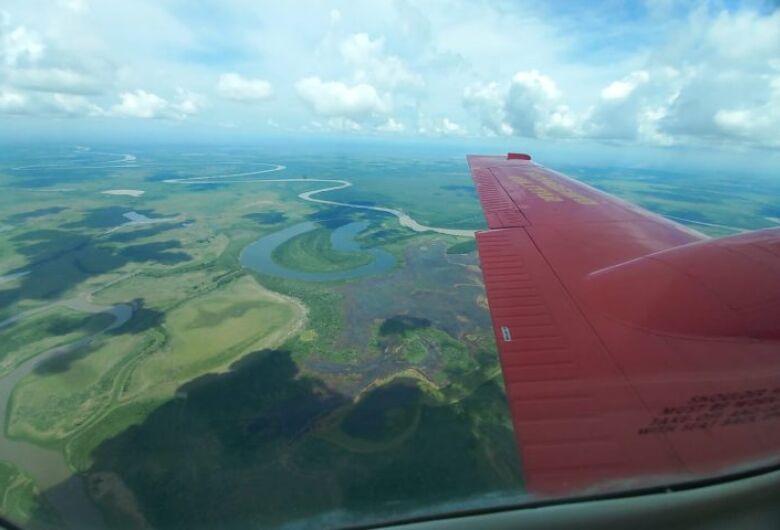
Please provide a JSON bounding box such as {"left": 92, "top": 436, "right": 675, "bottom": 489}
{"left": 9, "top": 332, "right": 153, "bottom": 446}
{"left": 272, "top": 226, "right": 373, "bottom": 272}
{"left": 0, "top": 461, "right": 59, "bottom": 528}
{"left": 0, "top": 307, "right": 113, "bottom": 377}
{"left": 9, "top": 276, "right": 304, "bottom": 462}
{"left": 446, "top": 239, "right": 477, "bottom": 254}
{"left": 124, "top": 275, "right": 304, "bottom": 402}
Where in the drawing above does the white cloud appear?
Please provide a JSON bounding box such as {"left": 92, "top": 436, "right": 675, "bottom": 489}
{"left": 653, "top": 10, "right": 780, "bottom": 147}
{"left": 601, "top": 70, "right": 650, "bottom": 101}
{"left": 174, "top": 88, "right": 205, "bottom": 116}
{"left": 339, "top": 33, "right": 423, "bottom": 91}
{"left": 464, "top": 70, "right": 582, "bottom": 139}
{"left": 706, "top": 9, "right": 780, "bottom": 65}
{"left": 511, "top": 70, "right": 561, "bottom": 101}
{"left": 377, "top": 117, "right": 405, "bottom": 132}
{"left": 9, "top": 66, "right": 106, "bottom": 95}
{"left": 0, "top": 88, "right": 27, "bottom": 112}
{"left": 59, "top": 0, "right": 88, "bottom": 13}
{"left": 111, "top": 89, "right": 202, "bottom": 120}
{"left": 505, "top": 70, "right": 582, "bottom": 138}
{"left": 572, "top": 9, "right": 780, "bottom": 147}
{"left": 0, "top": 87, "right": 103, "bottom": 117}
{"left": 463, "top": 82, "right": 510, "bottom": 135}
{"left": 295, "top": 76, "right": 389, "bottom": 120}
{"left": 712, "top": 70, "right": 780, "bottom": 147}
{"left": 217, "top": 73, "right": 273, "bottom": 103}
{"left": 307, "top": 117, "right": 362, "bottom": 132}
{"left": 111, "top": 90, "right": 167, "bottom": 118}
{"left": 430, "top": 117, "right": 466, "bottom": 137}
{"left": 458, "top": 6, "right": 780, "bottom": 149}
{"left": 48, "top": 93, "right": 102, "bottom": 116}
{"left": 2, "top": 25, "right": 44, "bottom": 66}
{"left": 327, "top": 117, "right": 362, "bottom": 131}
{"left": 1, "top": 14, "right": 113, "bottom": 101}
{"left": 586, "top": 69, "right": 670, "bottom": 142}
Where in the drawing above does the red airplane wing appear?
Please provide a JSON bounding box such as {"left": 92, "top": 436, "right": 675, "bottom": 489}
{"left": 469, "top": 154, "right": 780, "bottom": 496}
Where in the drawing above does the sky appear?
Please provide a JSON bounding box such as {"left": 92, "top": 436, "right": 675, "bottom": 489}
{"left": 0, "top": 0, "right": 778, "bottom": 170}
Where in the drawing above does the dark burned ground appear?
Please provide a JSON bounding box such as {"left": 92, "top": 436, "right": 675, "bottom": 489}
{"left": 300, "top": 240, "right": 492, "bottom": 394}
{"left": 338, "top": 240, "right": 489, "bottom": 347}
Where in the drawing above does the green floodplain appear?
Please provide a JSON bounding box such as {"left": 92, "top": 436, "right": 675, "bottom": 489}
{"left": 0, "top": 143, "right": 778, "bottom": 529}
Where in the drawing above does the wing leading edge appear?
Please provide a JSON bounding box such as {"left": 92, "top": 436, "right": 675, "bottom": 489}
{"left": 470, "top": 153, "right": 780, "bottom": 496}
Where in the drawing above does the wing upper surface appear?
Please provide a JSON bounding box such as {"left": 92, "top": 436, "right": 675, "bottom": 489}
{"left": 470, "top": 154, "right": 780, "bottom": 496}
{"left": 468, "top": 155, "right": 703, "bottom": 276}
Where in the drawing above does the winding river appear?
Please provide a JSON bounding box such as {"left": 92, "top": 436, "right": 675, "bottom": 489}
{"left": 163, "top": 164, "right": 476, "bottom": 238}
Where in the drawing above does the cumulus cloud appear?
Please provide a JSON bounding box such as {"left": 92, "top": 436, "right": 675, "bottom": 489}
{"left": 463, "top": 82, "right": 510, "bottom": 135}
{"left": 174, "top": 88, "right": 206, "bottom": 115}
{"left": 47, "top": 93, "right": 103, "bottom": 116}
{"left": 0, "top": 88, "right": 102, "bottom": 117}
{"left": 422, "top": 117, "right": 466, "bottom": 137}
{"left": 586, "top": 69, "right": 668, "bottom": 142}
{"left": 339, "top": 33, "right": 423, "bottom": 91}
{"left": 463, "top": 70, "right": 582, "bottom": 139}
{"left": 217, "top": 73, "right": 273, "bottom": 103}
{"left": 654, "top": 9, "right": 780, "bottom": 147}
{"left": 111, "top": 89, "right": 203, "bottom": 120}
{"left": 460, "top": 7, "right": 780, "bottom": 149}
{"left": 111, "top": 90, "right": 167, "bottom": 118}
{"left": 601, "top": 70, "right": 650, "bottom": 101}
{"left": 326, "top": 117, "right": 361, "bottom": 131}
{"left": 711, "top": 68, "right": 780, "bottom": 147}
{"left": 0, "top": 16, "right": 104, "bottom": 119}
{"left": 59, "top": 0, "right": 88, "bottom": 13}
{"left": 584, "top": 9, "right": 780, "bottom": 147}
{"left": 0, "top": 88, "right": 27, "bottom": 112}
{"left": 377, "top": 117, "right": 405, "bottom": 132}
{"left": 9, "top": 65, "right": 107, "bottom": 95}
{"left": 295, "top": 76, "right": 389, "bottom": 121}
{"left": 0, "top": 12, "right": 113, "bottom": 121}
{"left": 1, "top": 25, "right": 44, "bottom": 66}
{"left": 505, "top": 70, "right": 581, "bottom": 138}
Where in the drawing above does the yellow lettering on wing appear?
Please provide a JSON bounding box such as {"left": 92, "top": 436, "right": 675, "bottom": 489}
{"left": 510, "top": 175, "right": 563, "bottom": 202}
{"left": 512, "top": 170, "right": 598, "bottom": 206}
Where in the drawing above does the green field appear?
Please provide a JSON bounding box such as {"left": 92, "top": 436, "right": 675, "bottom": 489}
{"left": 124, "top": 275, "right": 304, "bottom": 402}
{"left": 446, "top": 239, "right": 477, "bottom": 255}
{"left": 0, "top": 307, "right": 113, "bottom": 377}
{"left": 8, "top": 275, "right": 304, "bottom": 461}
{"left": 0, "top": 461, "right": 59, "bottom": 528}
{"left": 9, "top": 332, "right": 151, "bottom": 446}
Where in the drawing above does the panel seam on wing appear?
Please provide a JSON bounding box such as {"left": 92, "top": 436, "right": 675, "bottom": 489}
{"left": 517, "top": 225, "right": 692, "bottom": 472}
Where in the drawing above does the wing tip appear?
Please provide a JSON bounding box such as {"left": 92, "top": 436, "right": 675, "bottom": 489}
{"left": 467, "top": 153, "right": 534, "bottom": 169}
